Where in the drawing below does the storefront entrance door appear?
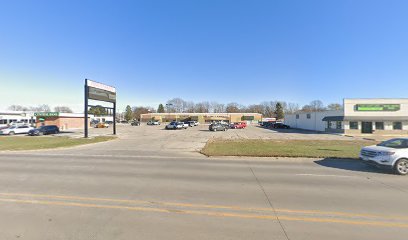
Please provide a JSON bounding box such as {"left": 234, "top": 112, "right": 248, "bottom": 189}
{"left": 361, "top": 122, "right": 373, "bottom": 134}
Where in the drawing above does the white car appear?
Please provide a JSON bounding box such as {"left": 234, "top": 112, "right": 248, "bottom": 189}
{"left": 147, "top": 121, "right": 161, "bottom": 125}
{"left": 0, "top": 125, "right": 34, "bottom": 135}
{"left": 360, "top": 138, "right": 408, "bottom": 175}
{"left": 165, "top": 122, "right": 187, "bottom": 130}
{"left": 188, "top": 121, "right": 200, "bottom": 126}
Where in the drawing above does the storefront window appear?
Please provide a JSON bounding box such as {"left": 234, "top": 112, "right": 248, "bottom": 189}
{"left": 336, "top": 121, "right": 342, "bottom": 129}
{"left": 393, "top": 122, "right": 402, "bottom": 130}
{"left": 350, "top": 122, "right": 358, "bottom": 129}
{"left": 375, "top": 122, "right": 384, "bottom": 130}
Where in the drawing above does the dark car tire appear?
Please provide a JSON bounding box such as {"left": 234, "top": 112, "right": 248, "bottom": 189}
{"left": 394, "top": 159, "right": 408, "bottom": 175}
{"left": 9, "top": 131, "right": 15, "bottom": 136}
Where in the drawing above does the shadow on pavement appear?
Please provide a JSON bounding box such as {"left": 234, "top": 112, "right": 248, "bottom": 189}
{"left": 314, "top": 158, "right": 394, "bottom": 175}
{"left": 256, "top": 126, "right": 321, "bottom": 134}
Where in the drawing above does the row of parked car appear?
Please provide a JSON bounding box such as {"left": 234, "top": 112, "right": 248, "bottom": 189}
{"left": 165, "top": 121, "right": 199, "bottom": 130}
{"left": 208, "top": 122, "right": 248, "bottom": 132}
{"left": 259, "top": 121, "right": 290, "bottom": 129}
{"left": 0, "top": 124, "right": 60, "bottom": 136}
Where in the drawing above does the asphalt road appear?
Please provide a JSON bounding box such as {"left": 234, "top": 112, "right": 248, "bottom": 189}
{"left": 0, "top": 146, "right": 407, "bottom": 240}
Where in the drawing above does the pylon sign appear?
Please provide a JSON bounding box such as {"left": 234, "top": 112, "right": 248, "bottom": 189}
{"left": 87, "top": 80, "right": 116, "bottom": 103}
{"left": 84, "top": 79, "right": 117, "bottom": 138}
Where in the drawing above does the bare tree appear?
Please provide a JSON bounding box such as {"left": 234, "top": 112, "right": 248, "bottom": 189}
{"left": 194, "top": 102, "right": 210, "bottom": 113}
{"left": 29, "top": 104, "right": 51, "bottom": 112}
{"left": 246, "top": 104, "right": 264, "bottom": 114}
{"left": 285, "top": 102, "right": 300, "bottom": 114}
{"left": 212, "top": 102, "right": 225, "bottom": 113}
{"left": 301, "top": 105, "right": 313, "bottom": 112}
{"left": 132, "top": 106, "right": 155, "bottom": 120}
{"left": 226, "top": 102, "right": 240, "bottom": 113}
{"left": 185, "top": 101, "right": 195, "bottom": 113}
{"left": 301, "top": 100, "right": 325, "bottom": 112}
{"left": 7, "top": 105, "right": 29, "bottom": 111}
{"left": 260, "top": 101, "right": 272, "bottom": 118}
{"left": 54, "top": 106, "right": 73, "bottom": 113}
{"left": 166, "top": 98, "right": 187, "bottom": 113}
{"left": 327, "top": 103, "right": 343, "bottom": 111}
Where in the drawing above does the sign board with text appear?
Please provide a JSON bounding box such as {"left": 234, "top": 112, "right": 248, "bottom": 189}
{"left": 34, "top": 112, "right": 59, "bottom": 117}
{"left": 87, "top": 79, "right": 116, "bottom": 103}
{"left": 355, "top": 104, "right": 400, "bottom": 112}
{"left": 84, "top": 79, "right": 116, "bottom": 138}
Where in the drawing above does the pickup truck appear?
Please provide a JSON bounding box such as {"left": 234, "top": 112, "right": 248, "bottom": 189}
{"left": 360, "top": 138, "right": 408, "bottom": 175}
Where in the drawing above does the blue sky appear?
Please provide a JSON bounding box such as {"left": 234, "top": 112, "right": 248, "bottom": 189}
{"left": 1, "top": 0, "right": 407, "bottom": 112}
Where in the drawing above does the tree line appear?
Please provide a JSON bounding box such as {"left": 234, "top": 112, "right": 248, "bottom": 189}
{"left": 7, "top": 105, "right": 73, "bottom": 113}
{"left": 124, "top": 98, "right": 343, "bottom": 121}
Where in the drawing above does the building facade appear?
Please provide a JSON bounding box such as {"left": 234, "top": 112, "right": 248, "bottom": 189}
{"left": 341, "top": 98, "right": 408, "bottom": 135}
{"left": 140, "top": 113, "right": 262, "bottom": 124}
{"left": 284, "top": 110, "right": 343, "bottom": 132}
{"left": 34, "top": 112, "right": 92, "bottom": 130}
{"left": 285, "top": 98, "right": 408, "bottom": 135}
{"left": 0, "top": 111, "right": 35, "bottom": 127}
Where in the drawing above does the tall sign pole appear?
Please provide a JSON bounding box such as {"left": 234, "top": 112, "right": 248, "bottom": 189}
{"left": 84, "top": 79, "right": 89, "bottom": 138}
{"left": 84, "top": 79, "right": 116, "bottom": 138}
{"left": 113, "top": 102, "right": 116, "bottom": 135}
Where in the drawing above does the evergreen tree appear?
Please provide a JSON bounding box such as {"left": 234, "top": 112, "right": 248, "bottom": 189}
{"left": 124, "top": 105, "right": 133, "bottom": 121}
{"left": 275, "top": 102, "right": 284, "bottom": 120}
{"left": 157, "top": 103, "right": 165, "bottom": 113}
{"left": 88, "top": 105, "right": 107, "bottom": 116}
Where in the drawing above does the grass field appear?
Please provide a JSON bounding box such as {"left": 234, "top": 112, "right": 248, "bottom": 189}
{"left": 0, "top": 136, "right": 116, "bottom": 151}
{"left": 201, "top": 139, "right": 376, "bottom": 159}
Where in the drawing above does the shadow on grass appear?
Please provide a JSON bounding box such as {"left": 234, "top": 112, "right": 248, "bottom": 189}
{"left": 255, "top": 126, "right": 349, "bottom": 136}
{"left": 314, "top": 158, "right": 394, "bottom": 175}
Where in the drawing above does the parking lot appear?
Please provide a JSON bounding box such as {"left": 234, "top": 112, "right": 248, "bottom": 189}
{"left": 1, "top": 123, "right": 408, "bottom": 240}
{"left": 41, "top": 123, "right": 355, "bottom": 157}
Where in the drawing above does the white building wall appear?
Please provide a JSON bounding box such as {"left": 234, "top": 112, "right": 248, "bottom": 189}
{"left": 344, "top": 98, "right": 408, "bottom": 117}
{"left": 284, "top": 110, "right": 343, "bottom": 132}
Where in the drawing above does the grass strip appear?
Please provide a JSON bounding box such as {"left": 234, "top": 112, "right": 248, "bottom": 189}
{"left": 0, "top": 136, "right": 116, "bottom": 151}
{"left": 201, "top": 139, "right": 376, "bottom": 159}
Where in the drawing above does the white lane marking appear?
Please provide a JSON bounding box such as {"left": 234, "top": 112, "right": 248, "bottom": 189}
{"left": 296, "top": 174, "right": 357, "bottom": 178}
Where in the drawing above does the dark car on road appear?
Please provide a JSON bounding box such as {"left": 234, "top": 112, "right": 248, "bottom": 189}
{"left": 131, "top": 121, "right": 140, "bottom": 126}
{"left": 28, "top": 125, "right": 60, "bottom": 136}
{"left": 272, "top": 123, "right": 290, "bottom": 129}
{"left": 209, "top": 123, "right": 228, "bottom": 132}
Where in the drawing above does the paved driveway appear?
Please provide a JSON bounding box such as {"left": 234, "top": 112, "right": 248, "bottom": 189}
{"left": 51, "top": 124, "right": 355, "bottom": 157}
{"left": 0, "top": 124, "right": 407, "bottom": 239}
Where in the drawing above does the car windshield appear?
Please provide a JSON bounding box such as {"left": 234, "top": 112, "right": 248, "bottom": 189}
{"left": 377, "top": 139, "right": 408, "bottom": 149}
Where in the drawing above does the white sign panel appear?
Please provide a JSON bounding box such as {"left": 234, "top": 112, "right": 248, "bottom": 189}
{"left": 87, "top": 79, "right": 116, "bottom": 93}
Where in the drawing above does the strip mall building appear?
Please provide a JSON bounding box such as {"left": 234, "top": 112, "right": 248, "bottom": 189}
{"left": 34, "top": 112, "right": 113, "bottom": 130}
{"left": 140, "top": 113, "right": 262, "bottom": 124}
{"left": 284, "top": 99, "right": 408, "bottom": 135}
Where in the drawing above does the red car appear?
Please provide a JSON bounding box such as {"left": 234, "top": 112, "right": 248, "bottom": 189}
{"left": 231, "top": 122, "right": 247, "bottom": 129}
